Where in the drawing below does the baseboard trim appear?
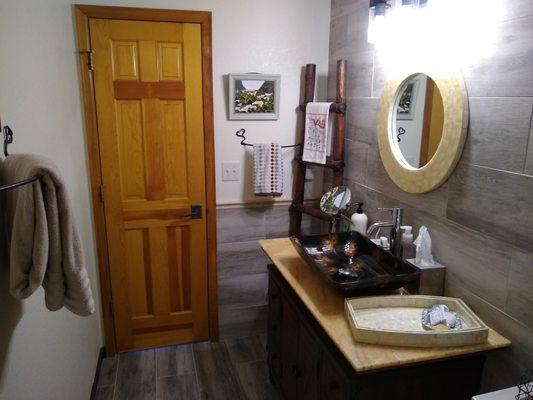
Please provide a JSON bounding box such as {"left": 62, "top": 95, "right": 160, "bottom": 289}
{"left": 90, "top": 347, "right": 106, "bottom": 400}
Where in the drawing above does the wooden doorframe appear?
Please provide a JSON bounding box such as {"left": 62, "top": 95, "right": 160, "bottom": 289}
{"left": 74, "top": 5, "right": 218, "bottom": 355}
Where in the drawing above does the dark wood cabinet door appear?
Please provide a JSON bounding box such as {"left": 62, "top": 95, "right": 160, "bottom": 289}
{"left": 319, "top": 351, "right": 349, "bottom": 400}
{"left": 279, "top": 294, "right": 300, "bottom": 400}
{"left": 296, "top": 322, "right": 320, "bottom": 400}
{"left": 267, "top": 275, "right": 282, "bottom": 383}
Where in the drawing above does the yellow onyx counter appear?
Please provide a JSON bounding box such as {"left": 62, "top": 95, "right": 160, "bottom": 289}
{"left": 260, "top": 238, "right": 511, "bottom": 373}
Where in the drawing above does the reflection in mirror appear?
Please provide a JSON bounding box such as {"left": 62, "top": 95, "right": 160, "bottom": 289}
{"left": 320, "top": 186, "right": 351, "bottom": 215}
{"left": 392, "top": 74, "right": 444, "bottom": 168}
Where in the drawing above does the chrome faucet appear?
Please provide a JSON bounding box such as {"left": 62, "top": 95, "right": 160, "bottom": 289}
{"left": 366, "top": 207, "right": 403, "bottom": 258}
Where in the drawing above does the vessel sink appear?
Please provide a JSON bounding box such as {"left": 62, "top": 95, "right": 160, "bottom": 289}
{"left": 291, "top": 231, "right": 420, "bottom": 295}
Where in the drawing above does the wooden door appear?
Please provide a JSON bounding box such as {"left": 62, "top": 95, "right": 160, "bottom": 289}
{"left": 90, "top": 18, "right": 209, "bottom": 351}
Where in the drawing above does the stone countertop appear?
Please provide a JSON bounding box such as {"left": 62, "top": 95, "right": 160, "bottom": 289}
{"left": 259, "top": 238, "right": 511, "bottom": 373}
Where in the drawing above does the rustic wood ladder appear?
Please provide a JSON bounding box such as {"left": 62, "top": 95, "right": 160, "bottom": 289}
{"left": 289, "top": 60, "right": 348, "bottom": 236}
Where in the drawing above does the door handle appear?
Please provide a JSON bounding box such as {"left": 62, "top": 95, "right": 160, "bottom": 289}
{"left": 181, "top": 205, "right": 202, "bottom": 219}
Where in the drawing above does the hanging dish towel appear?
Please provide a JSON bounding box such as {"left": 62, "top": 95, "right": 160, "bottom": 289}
{"left": 253, "top": 143, "right": 283, "bottom": 197}
{"left": 1, "top": 154, "right": 95, "bottom": 316}
{"left": 302, "top": 102, "right": 333, "bottom": 164}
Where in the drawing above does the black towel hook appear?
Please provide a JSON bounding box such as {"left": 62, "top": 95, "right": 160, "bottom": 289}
{"left": 235, "top": 128, "right": 300, "bottom": 149}
{"left": 1, "top": 115, "right": 13, "bottom": 157}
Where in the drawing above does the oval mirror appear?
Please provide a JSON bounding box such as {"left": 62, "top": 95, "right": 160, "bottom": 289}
{"left": 376, "top": 70, "right": 468, "bottom": 193}
{"left": 393, "top": 74, "right": 444, "bottom": 169}
{"left": 320, "top": 186, "right": 351, "bottom": 215}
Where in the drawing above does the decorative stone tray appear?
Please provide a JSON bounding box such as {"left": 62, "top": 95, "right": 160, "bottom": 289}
{"left": 345, "top": 295, "right": 489, "bottom": 348}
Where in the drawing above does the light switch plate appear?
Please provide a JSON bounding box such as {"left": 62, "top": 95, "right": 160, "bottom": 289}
{"left": 222, "top": 161, "right": 241, "bottom": 181}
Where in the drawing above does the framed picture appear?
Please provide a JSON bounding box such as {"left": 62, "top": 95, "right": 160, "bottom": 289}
{"left": 228, "top": 74, "right": 280, "bottom": 120}
{"left": 396, "top": 78, "right": 420, "bottom": 120}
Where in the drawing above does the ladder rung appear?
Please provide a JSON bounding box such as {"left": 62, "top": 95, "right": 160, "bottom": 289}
{"left": 298, "top": 102, "right": 346, "bottom": 114}
{"left": 295, "top": 156, "right": 344, "bottom": 170}
{"left": 291, "top": 203, "right": 333, "bottom": 222}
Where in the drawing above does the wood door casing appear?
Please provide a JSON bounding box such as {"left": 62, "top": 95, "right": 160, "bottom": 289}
{"left": 90, "top": 18, "right": 209, "bottom": 351}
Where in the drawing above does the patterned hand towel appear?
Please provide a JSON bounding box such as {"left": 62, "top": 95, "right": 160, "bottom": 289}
{"left": 302, "top": 102, "right": 333, "bottom": 164}
{"left": 1, "top": 154, "right": 95, "bottom": 316}
{"left": 253, "top": 143, "right": 283, "bottom": 197}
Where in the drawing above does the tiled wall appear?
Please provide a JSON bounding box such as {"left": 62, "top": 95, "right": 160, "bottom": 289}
{"left": 216, "top": 203, "right": 320, "bottom": 340}
{"left": 328, "top": 0, "right": 533, "bottom": 391}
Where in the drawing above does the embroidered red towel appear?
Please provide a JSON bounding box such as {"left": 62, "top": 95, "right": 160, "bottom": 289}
{"left": 253, "top": 143, "right": 283, "bottom": 197}
{"left": 302, "top": 102, "right": 333, "bottom": 164}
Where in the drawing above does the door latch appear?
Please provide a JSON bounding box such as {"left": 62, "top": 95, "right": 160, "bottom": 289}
{"left": 182, "top": 205, "right": 202, "bottom": 219}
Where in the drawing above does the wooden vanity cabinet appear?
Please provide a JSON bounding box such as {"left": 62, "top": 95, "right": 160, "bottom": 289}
{"left": 267, "top": 264, "right": 485, "bottom": 400}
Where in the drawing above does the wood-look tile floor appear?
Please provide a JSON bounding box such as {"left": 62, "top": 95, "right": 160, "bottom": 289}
{"left": 94, "top": 335, "right": 279, "bottom": 400}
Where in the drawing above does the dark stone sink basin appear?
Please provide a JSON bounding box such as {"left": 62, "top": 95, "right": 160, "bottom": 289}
{"left": 291, "top": 231, "right": 420, "bottom": 295}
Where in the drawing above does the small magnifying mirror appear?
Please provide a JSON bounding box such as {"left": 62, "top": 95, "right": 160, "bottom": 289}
{"left": 320, "top": 186, "right": 351, "bottom": 216}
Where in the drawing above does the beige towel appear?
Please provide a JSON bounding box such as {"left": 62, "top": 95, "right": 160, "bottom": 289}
{"left": 1, "top": 154, "right": 95, "bottom": 316}
{"left": 302, "top": 102, "right": 333, "bottom": 164}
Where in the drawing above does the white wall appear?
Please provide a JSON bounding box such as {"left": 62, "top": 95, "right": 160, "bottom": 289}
{"left": 0, "top": 1, "right": 331, "bottom": 399}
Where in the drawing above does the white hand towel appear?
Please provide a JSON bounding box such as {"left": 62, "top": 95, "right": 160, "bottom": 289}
{"left": 302, "top": 102, "right": 333, "bottom": 164}
{"left": 1, "top": 154, "right": 95, "bottom": 316}
{"left": 253, "top": 143, "right": 283, "bottom": 197}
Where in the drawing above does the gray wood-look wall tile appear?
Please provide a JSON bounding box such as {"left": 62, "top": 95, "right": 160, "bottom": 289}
{"left": 155, "top": 344, "right": 195, "bottom": 378}
{"left": 506, "top": 248, "right": 533, "bottom": 330}
{"left": 365, "top": 147, "right": 449, "bottom": 217}
{"left": 525, "top": 120, "right": 533, "bottom": 176}
{"left": 217, "top": 207, "right": 265, "bottom": 244}
{"left": 462, "top": 97, "right": 533, "bottom": 172}
{"left": 193, "top": 342, "right": 246, "bottom": 400}
{"left": 329, "top": 13, "right": 350, "bottom": 56}
{"left": 217, "top": 241, "right": 269, "bottom": 280}
{"left": 94, "top": 385, "right": 115, "bottom": 400}
{"left": 235, "top": 360, "right": 280, "bottom": 400}
{"left": 500, "top": 0, "right": 533, "bottom": 22}
{"left": 445, "top": 274, "right": 533, "bottom": 391}
{"left": 410, "top": 211, "right": 512, "bottom": 309}
{"left": 265, "top": 204, "right": 291, "bottom": 238}
{"left": 115, "top": 349, "right": 156, "bottom": 400}
{"left": 98, "top": 356, "right": 118, "bottom": 387}
{"left": 155, "top": 374, "right": 199, "bottom": 400}
{"left": 331, "top": 0, "right": 368, "bottom": 20}
{"left": 345, "top": 139, "right": 369, "bottom": 185}
{"left": 346, "top": 98, "right": 379, "bottom": 144}
{"left": 225, "top": 336, "right": 266, "bottom": 364}
{"left": 447, "top": 163, "right": 533, "bottom": 251}
{"left": 219, "top": 305, "right": 268, "bottom": 341}
{"left": 463, "top": 16, "right": 533, "bottom": 97}
{"left": 218, "top": 273, "right": 268, "bottom": 310}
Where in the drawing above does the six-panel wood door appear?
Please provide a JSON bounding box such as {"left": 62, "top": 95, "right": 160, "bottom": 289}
{"left": 90, "top": 18, "right": 208, "bottom": 351}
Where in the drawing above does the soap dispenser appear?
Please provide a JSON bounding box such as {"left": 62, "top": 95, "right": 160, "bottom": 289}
{"left": 400, "top": 225, "right": 415, "bottom": 260}
{"left": 350, "top": 203, "right": 368, "bottom": 236}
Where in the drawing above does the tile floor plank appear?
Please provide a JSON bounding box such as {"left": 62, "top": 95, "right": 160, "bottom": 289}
{"left": 235, "top": 360, "right": 279, "bottom": 400}
{"left": 115, "top": 349, "right": 156, "bottom": 400}
{"left": 156, "top": 374, "right": 199, "bottom": 400}
{"left": 156, "top": 344, "right": 195, "bottom": 378}
{"left": 94, "top": 385, "right": 115, "bottom": 400}
{"left": 193, "top": 341, "right": 246, "bottom": 400}
{"left": 98, "top": 356, "right": 118, "bottom": 387}
{"left": 225, "top": 336, "right": 266, "bottom": 364}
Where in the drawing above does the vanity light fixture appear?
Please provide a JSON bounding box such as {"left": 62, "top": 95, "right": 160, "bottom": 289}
{"left": 368, "top": 0, "right": 391, "bottom": 44}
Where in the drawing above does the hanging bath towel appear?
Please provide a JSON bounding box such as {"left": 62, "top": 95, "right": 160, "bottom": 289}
{"left": 1, "top": 154, "right": 95, "bottom": 316}
{"left": 302, "top": 102, "right": 333, "bottom": 164}
{"left": 253, "top": 143, "right": 283, "bottom": 197}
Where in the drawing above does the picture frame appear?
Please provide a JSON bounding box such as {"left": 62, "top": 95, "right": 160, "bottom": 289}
{"left": 228, "top": 73, "right": 280, "bottom": 120}
{"left": 396, "top": 78, "right": 420, "bottom": 120}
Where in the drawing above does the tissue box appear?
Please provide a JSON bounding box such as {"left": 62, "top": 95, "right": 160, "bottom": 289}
{"left": 406, "top": 259, "right": 446, "bottom": 296}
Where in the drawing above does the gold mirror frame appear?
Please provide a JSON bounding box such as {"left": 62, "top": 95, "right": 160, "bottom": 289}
{"left": 376, "top": 70, "right": 468, "bottom": 193}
